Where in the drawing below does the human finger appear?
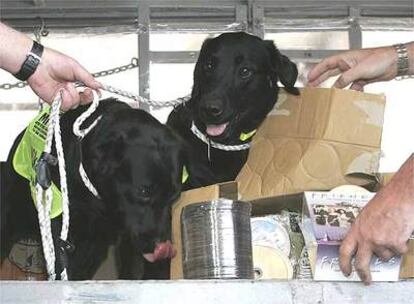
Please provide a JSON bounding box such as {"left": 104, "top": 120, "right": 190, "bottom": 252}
{"left": 307, "top": 54, "right": 350, "bottom": 82}
{"left": 71, "top": 60, "right": 102, "bottom": 90}
{"left": 354, "top": 244, "right": 373, "bottom": 285}
{"left": 307, "top": 67, "right": 342, "bottom": 87}
{"left": 333, "top": 61, "right": 370, "bottom": 89}
{"left": 349, "top": 80, "right": 367, "bottom": 91}
{"left": 339, "top": 236, "right": 357, "bottom": 277}
{"left": 60, "top": 88, "right": 77, "bottom": 111}
{"left": 63, "top": 83, "right": 81, "bottom": 111}
{"left": 373, "top": 247, "right": 396, "bottom": 262}
{"left": 389, "top": 241, "right": 409, "bottom": 255}
{"left": 79, "top": 88, "right": 94, "bottom": 105}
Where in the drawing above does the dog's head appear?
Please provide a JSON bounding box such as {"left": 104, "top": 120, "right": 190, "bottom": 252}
{"left": 87, "top": 109, "right": 186, "bottom": 262}
{"left": 190, "top": 32, "right": 299, "bottom": 143}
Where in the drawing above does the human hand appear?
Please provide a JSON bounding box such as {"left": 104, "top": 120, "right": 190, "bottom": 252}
{"left": 27, "top": 47, "right": 102, "bottom": 111}
{"left": 307, "top": 46, "right": 398, "bottom": 91}
{"left": 339, "top": 154, "right": 414, "bottom": 284}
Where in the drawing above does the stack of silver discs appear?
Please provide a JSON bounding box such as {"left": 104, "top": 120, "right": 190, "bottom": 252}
{"left": 181, "top": 199, "right": 253, "bottom": 279}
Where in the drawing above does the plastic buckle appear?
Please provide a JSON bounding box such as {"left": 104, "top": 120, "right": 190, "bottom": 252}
{"left": 35, "top": 152, "right": 58, "bottom": 189}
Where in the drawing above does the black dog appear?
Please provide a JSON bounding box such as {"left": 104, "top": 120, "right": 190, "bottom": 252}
{"left": 1, "top": 99, "right": 186, "bottom": 280}
{"left": 167, "top": 32, "right": 299, "bottom": 189}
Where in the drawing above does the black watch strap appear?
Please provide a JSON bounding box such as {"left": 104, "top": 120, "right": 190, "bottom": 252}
{"left": 13, "top": 41, "right": 44, "bottom": 81}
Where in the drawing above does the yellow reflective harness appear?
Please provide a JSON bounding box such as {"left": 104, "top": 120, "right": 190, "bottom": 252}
{"left": 239, "top": 129, "right": 257, "bottom": 142}
{"left": 12, "top": 106, "right": 63, "bottom": 219}
{"left": 12, "top": 107, "right": 191, "bottom": 215}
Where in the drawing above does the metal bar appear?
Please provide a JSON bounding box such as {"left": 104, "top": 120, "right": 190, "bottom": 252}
{"left": 3, "top": 8, "right": 412, "bottom": 20}
{"left": 0, "top": 103, "right": 40, "bottom": 111}
{"left": 250, "top": 1, "right": 265, "bottom": 38}
{"left": 32, "top": 0, "right": 45, "bottom": 6}
{"left": 281, "top": 49, "right": 347, "bottom": 61}
{"left": 151, "top": 51, "right": 199, "bottom": 64}
{"left": 235, "top": 3, "right": 248, "bottom": 34}
{"left": 2, "top": 280, "right": 414, "bottom": 304}
{"left": 256, "top": 0, "right": 414, "bottom": 6}
{"left": 150, "top": 49, "right": 345, "bottom": 64}
{"left": 3, "top": 0, "right": 412, "bottom": 9}
{"left": 138, "top": 1, "right": 150, "bottom": 111}
{"left": 349, "top": 6, "right": 362, "bottom": 49}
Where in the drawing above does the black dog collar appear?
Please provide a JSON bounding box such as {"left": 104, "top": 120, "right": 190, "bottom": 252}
{"left": 13, "top": 41, "right": 44, "bottom": 81}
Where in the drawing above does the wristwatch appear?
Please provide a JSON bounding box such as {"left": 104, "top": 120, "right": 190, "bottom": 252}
{"left": 13, "top": 41, "right": 44, "bottom": 81}
{"left": 393, "top": 43, "right": 410, "bottom": 77}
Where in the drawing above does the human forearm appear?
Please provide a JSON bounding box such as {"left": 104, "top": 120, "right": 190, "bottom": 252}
{"left": 0, "top": 22, "right": 33, "bottom": 74}
{"left": 308, "top": 41, "right": 414, "bottom": 89}
{"left": 377, "top": 41, "right": 414, "bottom": 79}
{"left": 384, "top": 153, "right": 414, "bottom": 216}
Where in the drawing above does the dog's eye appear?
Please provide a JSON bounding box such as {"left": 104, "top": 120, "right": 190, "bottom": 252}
{"left": 240, "top": 67, "right": 252, "bottom": 79}
{"left": 136, "top": 186, "right": 152, "bottom": 198}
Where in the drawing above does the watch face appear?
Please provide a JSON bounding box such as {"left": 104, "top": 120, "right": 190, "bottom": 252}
{"left": 27, "top": 54, "right": 41, "bottom": 69}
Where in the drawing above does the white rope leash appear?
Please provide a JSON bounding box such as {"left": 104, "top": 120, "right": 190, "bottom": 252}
{"left": 75, "top": 82, "right": 191, "bottom": 109}
{"left": 34, "top": 85, "right": 188, "bottom": 280}
{"left": 35, "top": 91, "right": 71, "bottom": 280}
{"left": 90, "top": 84, "right": 251, "bottom": 153}
{"left": 101, "top": 84, "right": 191, "bottom": 108}
{"left": 71, "top": 87, "right": 192, "bottom": 198}
{"left": 190, "top": 122, "right": 251, "bottom": 151}
{"left": 73, "top": 91, "right": 102, "bottom": 199}
{"left": 53, "top": 95, "right": 71, "bottom": 280}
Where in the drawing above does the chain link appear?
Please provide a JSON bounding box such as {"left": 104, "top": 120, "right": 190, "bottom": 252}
{"left": 0, "top": 58, "right": 139, "bottom": 90}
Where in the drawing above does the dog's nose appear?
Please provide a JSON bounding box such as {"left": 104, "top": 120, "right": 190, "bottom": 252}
{"left": 202, "top": 103, "right": 223, "bottom": 117}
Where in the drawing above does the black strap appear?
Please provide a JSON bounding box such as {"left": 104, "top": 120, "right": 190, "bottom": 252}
{"left": 13, "top": 41, "right": 44, "bottom": 81}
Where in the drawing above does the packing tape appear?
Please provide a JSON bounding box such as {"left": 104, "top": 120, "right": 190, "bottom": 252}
{"left": 253, "top": 245, "right": 293, "bottom": 280}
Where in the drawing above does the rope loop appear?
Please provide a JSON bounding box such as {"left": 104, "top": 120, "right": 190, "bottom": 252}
{"left": 73, "top": 90, "right": 102, "bottom": 139}
{"left": 35, "top": 90, "right": 71, "bottom": 280}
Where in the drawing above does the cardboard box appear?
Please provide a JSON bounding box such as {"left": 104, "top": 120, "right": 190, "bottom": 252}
{"left": 171, "top": 87, "right": 402, "bottom": 280}
{"left": 171, "top": 181, "right": 414, "bottom": 280}
{"left": 237, "top": 87, "right": 385, "bottom": 200}
{"left": 171, "top": 181, "right": 305, "bottom": 279}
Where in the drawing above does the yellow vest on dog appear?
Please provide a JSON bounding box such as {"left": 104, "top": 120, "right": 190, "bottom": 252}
{"left": 12, "top": 107, "right": 63, "bottom": 219}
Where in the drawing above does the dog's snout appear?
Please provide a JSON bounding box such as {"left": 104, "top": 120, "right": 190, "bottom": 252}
{"left": 201, "top": 101, "right": 223, "bottom": 118}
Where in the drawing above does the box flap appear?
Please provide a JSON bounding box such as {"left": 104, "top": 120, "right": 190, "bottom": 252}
{"left": 237, "top": 88, "right": 386, "bottom": 200}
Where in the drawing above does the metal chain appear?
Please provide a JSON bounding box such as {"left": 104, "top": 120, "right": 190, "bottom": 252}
{"left": 0, "top": 58, "right": 139, "bottom": 90}
{"left": 91, "top": 58, "right": 138, "bottom": 78}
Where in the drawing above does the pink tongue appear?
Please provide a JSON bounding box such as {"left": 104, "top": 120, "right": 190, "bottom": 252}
{"left": 206, "top": 123, "right": 228, "bottom": 137}
{"left": 143, "top": 240, "right": 177, "bottom": 263}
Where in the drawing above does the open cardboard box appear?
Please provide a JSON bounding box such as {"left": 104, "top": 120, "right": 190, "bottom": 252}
{"left": 171, "top": 179, "right": 414, "bottom": 280}
{"left": 171, "top": 87, "right": 413, "bottom": 280}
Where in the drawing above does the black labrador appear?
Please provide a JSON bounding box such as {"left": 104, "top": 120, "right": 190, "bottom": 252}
{"left": 167, "top": 32, "right": 299, "bottom": 189}
{"left": 1, "top": 99, "right": 186, "bottom": 280}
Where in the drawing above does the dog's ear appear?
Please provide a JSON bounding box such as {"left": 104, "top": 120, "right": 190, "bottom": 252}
{"left": 191, "top": 38, "right": 213, "bottom": 101}
{"left": 264, "top": 40, "right": 300, "bottom": 96}
{"left": 89, "top": 132, "right": 126, "bottom": 177}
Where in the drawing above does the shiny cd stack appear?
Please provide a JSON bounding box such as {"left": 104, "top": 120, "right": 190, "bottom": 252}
{"left": 181, "top": 199, "right": 253, "bottom": 279}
